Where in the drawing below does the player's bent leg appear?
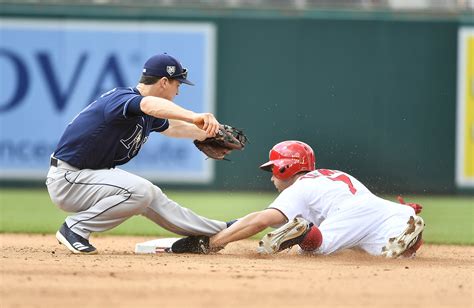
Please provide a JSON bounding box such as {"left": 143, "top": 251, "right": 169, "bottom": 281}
{"left": 381, "top": 216, "right": 425, "bottom": 258}
{"left": 257, "top": 217, "right": 316, "bottom": 254}
{"left": 314, "top": 201, "right": 396, "bottom": 255}
{"left": 63, "top": 169, "right": 156, "bottom": 238}
{"left": 143, "top": 186, "right": 227, "bottom": 236}
{"left": 49, "top": 168, "right": 157, "bottom": 255}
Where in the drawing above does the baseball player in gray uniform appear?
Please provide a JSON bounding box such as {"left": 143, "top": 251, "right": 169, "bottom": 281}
{"left": 46, "top": 53, "right": 227, "bottom": 254}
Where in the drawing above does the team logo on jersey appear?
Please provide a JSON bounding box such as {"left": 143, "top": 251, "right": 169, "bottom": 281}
{"left": 166, "top": 66, "right": 176, "bottom": 76}
{"left": 120, "top": 124, "right": 144, "bottom": 159}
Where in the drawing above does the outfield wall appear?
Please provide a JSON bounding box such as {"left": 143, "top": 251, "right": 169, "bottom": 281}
{"left": 1, "top": 5, "right": 473, "bottom": 193}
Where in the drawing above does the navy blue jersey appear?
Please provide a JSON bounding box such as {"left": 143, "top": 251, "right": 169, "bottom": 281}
{"left": 54, "top": 87, "right": 169, "bottom": 169}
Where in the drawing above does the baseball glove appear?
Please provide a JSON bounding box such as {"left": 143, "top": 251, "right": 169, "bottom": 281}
{"left": 194, "top": 124, "right": 248, "bottom": 160}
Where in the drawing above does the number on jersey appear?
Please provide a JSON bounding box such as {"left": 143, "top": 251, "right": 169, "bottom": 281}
{"left": 300, "top": 169, "right": 357, "bottom": 195}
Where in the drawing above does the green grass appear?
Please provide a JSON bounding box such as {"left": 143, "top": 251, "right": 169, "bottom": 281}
{"left": 0, "top": 189, "right": 472, "bottom": 245}
{"left": 0, "top": 188, "right": 275, "bottom": 238}
{"left": 405, "top": 195, "right": 473, "bottom": 245}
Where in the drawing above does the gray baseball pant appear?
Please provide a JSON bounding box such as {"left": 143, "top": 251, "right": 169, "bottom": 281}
{"left": 45, "top": 159, "right": 226, "bottom": 239}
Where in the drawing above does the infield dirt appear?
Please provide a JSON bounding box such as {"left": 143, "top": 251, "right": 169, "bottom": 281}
{"left": 1, "top": 234, "right": 472, "bottom": 308}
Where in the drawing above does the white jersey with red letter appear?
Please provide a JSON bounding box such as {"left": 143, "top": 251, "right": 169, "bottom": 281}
{"left": 268, "top": 169, "right": 415, "bottom": 255}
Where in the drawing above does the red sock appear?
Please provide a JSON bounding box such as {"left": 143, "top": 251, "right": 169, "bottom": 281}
{"left": 299, "top": 225, "right": 323, "bottom": 251}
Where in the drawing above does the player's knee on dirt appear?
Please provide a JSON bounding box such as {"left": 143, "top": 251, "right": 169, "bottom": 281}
{"left": 298, "top": 225, "right": 323, "bottom": 251}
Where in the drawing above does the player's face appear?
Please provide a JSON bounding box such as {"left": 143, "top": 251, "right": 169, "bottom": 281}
{"left": 271, "top": 175, "right": 292, "bottom": 192}
{"left": 162, "top": 79, "right": 181, "bottom": 100}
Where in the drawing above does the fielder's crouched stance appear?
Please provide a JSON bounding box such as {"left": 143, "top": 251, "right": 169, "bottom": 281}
{"left": 46, "top": 54, "right": 245, "bottom": 255}
{"left": 173, "top": 141, "right": 425, "bottom": 258}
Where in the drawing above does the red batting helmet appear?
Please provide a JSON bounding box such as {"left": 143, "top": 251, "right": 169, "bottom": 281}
{"left": 259, "top": 141, "right": 316, "bottom": 180}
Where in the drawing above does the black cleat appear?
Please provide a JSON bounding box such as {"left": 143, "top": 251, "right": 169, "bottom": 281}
{"left": 171, "top": 236, "right": 210, "bottom": 254}
{"left": 56, "top": 222, "right": 97, "bottom": 254}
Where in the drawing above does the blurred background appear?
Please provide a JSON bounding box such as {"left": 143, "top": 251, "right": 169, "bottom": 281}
{"left": 1, "top": 0, "right": 473, "bottom": 194}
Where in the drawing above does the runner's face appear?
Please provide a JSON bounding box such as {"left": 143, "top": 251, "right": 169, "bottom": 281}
{"left": 271, "top": 175, "right": 291, "bottom": 192}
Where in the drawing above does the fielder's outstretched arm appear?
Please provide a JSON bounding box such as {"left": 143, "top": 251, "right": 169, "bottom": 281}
{"left": 140, "top": 96, "right": 219, "bottom": 136}
{"left": 209, "top": 209, "right": 286, "bottom": 248}
{"left": 160, "top": 119, "right": 208, "bottom": 140}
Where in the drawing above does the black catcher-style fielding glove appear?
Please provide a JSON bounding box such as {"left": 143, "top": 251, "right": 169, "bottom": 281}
{"left": 194, "top": 124, "right": 248, "bottom": 160}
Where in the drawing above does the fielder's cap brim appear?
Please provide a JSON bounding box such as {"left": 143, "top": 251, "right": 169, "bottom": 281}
{"left": 175, "top": 77, "right": 194, "bottom": 86}
{"left": 143, "top": 53, "right": 194, "bottom": 86}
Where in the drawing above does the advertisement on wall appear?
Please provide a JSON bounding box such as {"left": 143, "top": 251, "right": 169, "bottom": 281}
{"left": 0, "top": 19, "right": 216, "bottom": 183}
{"left": 456, "top": 27, "right": 474, "bottom": 188}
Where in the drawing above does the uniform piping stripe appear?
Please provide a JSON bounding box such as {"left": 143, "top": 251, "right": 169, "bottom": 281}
{"left": 63, "top": 171, "right": 132, "bottom": 230}
{"left": 122, "top": 95, "right": 138, "bottom": 119}
{"left": 152, "top": 119, "right": 169, "bottom": 130}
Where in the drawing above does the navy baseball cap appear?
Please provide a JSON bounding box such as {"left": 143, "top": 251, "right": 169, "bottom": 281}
{"left": 142, "top": 53, "right": 194, "bottom": 86}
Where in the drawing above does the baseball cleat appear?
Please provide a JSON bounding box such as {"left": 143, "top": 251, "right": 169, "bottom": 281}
{"left": 56, "top": 222, "right": 97, "bottom": 254}
{"left": 381, "top": 216, "right": 425, "bottom": 258}
{"left": 257, "top": 217, "right": 313, "bottom": 254}
{"left": 170, "top": 235, "right": 210, "bottom": 254}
